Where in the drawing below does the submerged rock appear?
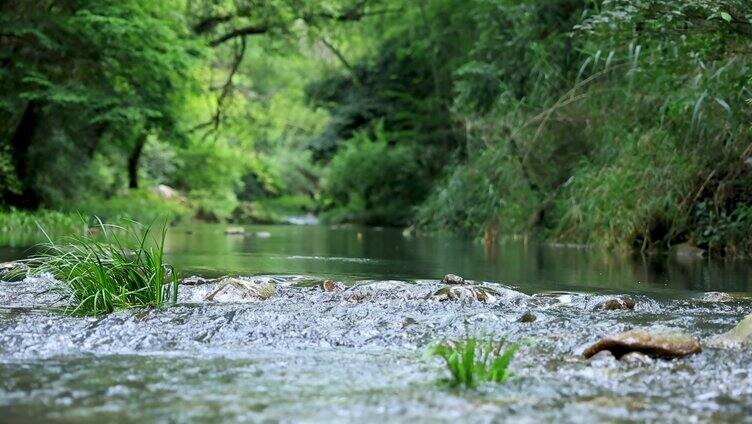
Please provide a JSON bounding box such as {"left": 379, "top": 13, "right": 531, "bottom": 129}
{"left": 441, "top": 274, "right": 465, "bottom": 285}
{"left": 583, "top": 330, "right": 701, "bottom": 359}
{"left": 517, "top": 311, "right": 537, "bottom": 323}
{"left": 706, "top": 313, "right": 752, "bottom": 348}
{"left": 429, "top": 285, "right": 496, "bottom": 302}
{"left": 204, "top": 277, "right": 276, "bottom": 301}
{"left": 594, "top": 297, "right": 636, "bottom": 311}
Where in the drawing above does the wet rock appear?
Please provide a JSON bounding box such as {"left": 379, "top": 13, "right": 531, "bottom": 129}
{"left": 583, "top": 330, "right": 701, "bottom": 359}
{"left": 620, "top": 351, "right": 655, "bottom": 365}
{"left": 224, "top": 227, "right": 245, "bottom": 235}
{"left": 204, "top": 277, "right": 276, "bottom": 301}
{"left": 517, "top": 311, "right": 537, "bottom": 323}
{"left": 706, "top": 313, "right": 752, "bottom": 348}
{"left": 588, "top": 350, "right": 616, "bottom": 366}
{"left": 594, "top": 297, "right": 636, "bottom": 311}
{"left": 429, "top": 285, "right": 496, "bottom": 302}
{"left": 320, "top": 280, "right": 344, "bottom": 292}
{"left": 254, "top": 231, "right": 272, "bottom": 238}
{"left": 441, "top": 274, "right": 465, "bottom": 285}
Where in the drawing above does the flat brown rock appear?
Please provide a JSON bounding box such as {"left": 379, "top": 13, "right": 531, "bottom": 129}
{"left": 583, "top": 330, "right": 701, "bottom": 359}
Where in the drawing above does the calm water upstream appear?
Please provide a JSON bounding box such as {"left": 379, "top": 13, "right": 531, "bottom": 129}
{"left": 1, "top": 223, "right": 751, "bottom": 422}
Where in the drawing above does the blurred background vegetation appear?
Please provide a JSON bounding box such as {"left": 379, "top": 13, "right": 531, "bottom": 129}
{"left": 1, "top": 0, "right": 751, "bottom": 255}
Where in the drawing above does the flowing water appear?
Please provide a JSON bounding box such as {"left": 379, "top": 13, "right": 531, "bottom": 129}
{"left": 1, "top": 223, "right": 752, "bottom": 423}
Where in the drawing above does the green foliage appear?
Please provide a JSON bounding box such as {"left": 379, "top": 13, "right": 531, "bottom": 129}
{"left": 431, "top": 338, "right": 518, "bottom": 389}
{"left": 172, "top": 142, "right": 246, "bottom": 221}
{"left": 68, "top": 190, "right": 189, "bottom": 226}
{"left": 322, "top": 124, "right": 425, "bottom": 224}
{"left": 0, "top": 209, "right": 84, "bottom": 247}
{"left": 552, "top": 131, "right": 699, "bottom": 250}
{"left": 1, "top": 0, "right": 200, "bottom": 206}
{"left": 29, "top": 222, "right": 178, "bottom": 316}
{"left": 410, "top": 0, "right": 752, "bottom": 255}
{"left": 2, "top": 0, "right": 752, "bottom": 255}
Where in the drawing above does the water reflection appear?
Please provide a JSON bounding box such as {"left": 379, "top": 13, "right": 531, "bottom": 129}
{"left": 160, "top": 224, "right": 751, "bottom": 294}
{"left": 0, "top": 224, "right": 749, "bottom": 294}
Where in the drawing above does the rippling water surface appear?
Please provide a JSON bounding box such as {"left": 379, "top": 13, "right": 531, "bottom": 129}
{"left": 1, "top": 223, "right": 751, "bottom": 422}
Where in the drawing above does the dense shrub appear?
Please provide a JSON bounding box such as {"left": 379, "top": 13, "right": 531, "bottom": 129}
{"left": 322, "top": 125, "right": 427, "bottom": 225}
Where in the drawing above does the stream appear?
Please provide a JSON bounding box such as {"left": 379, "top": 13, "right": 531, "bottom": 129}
{"left": 1, "top": 223, "right": 751, "bottom": 422}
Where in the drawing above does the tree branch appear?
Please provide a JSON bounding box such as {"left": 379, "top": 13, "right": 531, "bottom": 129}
{"left": 191, "top": 36, "right": 247, "bottom": 136}
{"left": 320, "top": 38, "right": 357, "bottom": 76}
{"left": 209, "top": 25, "right": 267, "bottom": 47}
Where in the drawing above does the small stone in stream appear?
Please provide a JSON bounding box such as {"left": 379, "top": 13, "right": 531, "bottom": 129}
{"left": 346, "top": 293, "right": 369, "bottom": 302}
{"left": 429, "top": 285, "right": 497, "bottom": 302}
{"left": 320, "top": 280, "right": 344, "bottom": 292}
{"left": 595, "top": 297, "right": 636, "bottom": 311}
{"left": 441, "top": 274, "right": 465, "bottom": 285}
{"left": 254, "top": 231, "right": 271, "bottom": 238}
{"left": 583, "top": 330, "right": 701, "bottom": 359}
{"left": 620, "top": 351, "right": 654, "bottom": 365}
{"left": 517, "top": 311, "right": 537, "bottom": 323}
{"left": 706, "top": 313, "right": 752, "bottom": 348}
{"left": 401, "top": 317, "right": 418, "bottom": 328}
{"left": 224, "top": 226, "right": 245, "bottom": 235}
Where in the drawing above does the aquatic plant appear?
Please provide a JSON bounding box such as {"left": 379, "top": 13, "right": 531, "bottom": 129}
{"left": 431, "top": 337, "right": 518, "bottom": 388}
{"left": 30, "top": 221, "right": 178, "bottom": 316}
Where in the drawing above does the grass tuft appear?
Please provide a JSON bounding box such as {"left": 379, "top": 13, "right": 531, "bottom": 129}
{"left": 431, "top": 337, "right": 518, "bottom": 388}
{"left": 29, "top": 221, "right": 178, "bottom": 316}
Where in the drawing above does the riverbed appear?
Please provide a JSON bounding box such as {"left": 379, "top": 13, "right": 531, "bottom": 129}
{"left": 1, "top": 224, "right": 751, "bottom": 422}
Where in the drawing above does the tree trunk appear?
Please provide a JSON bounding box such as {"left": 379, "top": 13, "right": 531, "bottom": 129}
{"left": 7, "top": 101, "right": 39, "bottom": 208}
{"left": 128, "top": 133, "right": 147, "bottom": 189}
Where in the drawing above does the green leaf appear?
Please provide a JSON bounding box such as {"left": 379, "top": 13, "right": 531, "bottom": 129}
{"left": 720, "top": 12, "right": 732, "bottom": 22}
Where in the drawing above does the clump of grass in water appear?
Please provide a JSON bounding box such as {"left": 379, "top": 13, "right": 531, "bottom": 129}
{"left": 431, "top": 337, "right": 518, "bottom": 388}
{"left": 30, "top": 221, "right": 178, "bottom": 316}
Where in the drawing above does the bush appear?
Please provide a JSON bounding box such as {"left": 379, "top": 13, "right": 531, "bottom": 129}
{"left": 551, "top": 130, "right": 700, "bottom": 250}
{"left": 321, "top": 124, "right": 427, "bottom": 225}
